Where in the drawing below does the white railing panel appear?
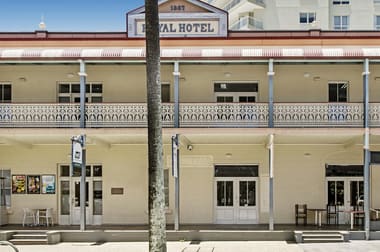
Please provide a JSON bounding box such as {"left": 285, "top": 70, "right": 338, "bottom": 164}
{"left": 179, "top": 103, "right": 268, "bottom": 127}
{"left": 0, "top": 103, "right": 80, "bottom": 127}
{"left": 274, "top": 103, "right": 363, "bottom": 127}
{"left": 86, "top": 103, "right": 174, "bottom": 127}
{"left": 369, "top": 103, "right": 380, "bottom": 127}
{"left": 0, "top": 102, "right": 378, "bottom": 128}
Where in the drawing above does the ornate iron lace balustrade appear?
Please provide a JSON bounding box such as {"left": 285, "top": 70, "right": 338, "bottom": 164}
{"left": 0, "top": 102, "right": 379, "bottom": 128}
{"left": 179, "top": 103, "right": 268, "bottom": 127}
{"left": 86, "top": 103, "right": 174, "bottom": 127}
{"left": 274, "top": 103, "right": 364, "bottom": 127}
{"left": 0, "top": 103, "right": 80, "bottom": 127}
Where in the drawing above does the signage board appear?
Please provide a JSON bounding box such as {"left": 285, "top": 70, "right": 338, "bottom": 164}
{"left": 127, "top": 0, "right": 228, "bottom": 38}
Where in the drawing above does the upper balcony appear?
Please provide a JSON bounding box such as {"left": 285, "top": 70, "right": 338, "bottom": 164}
{"left": 223, "top": 0, "right": 265, "bottom": 12}
{"left": 0, "top": 102, "right": 378, "bottom": 128}
{"left": 230, "top": 16, "right": 263, "bottom": 30}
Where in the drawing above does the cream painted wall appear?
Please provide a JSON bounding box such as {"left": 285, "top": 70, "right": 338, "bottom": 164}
{"left": 180, "top": 64, "right": 268, "bottom": 103}
{"left": 0, "top": 145, "right": 68, "bottom": 224}
{"left": 1, "top": 63, "right": 380, "bottom": 104}
{"left": 0, "top": 141, "right": 379, "bottom": 225}
{"left": 0, "top": 65, "right": 79, "bottom": 103}
{"left": 274, "top": 64, "right": 364, "bottom": 103}
{"left": 274, "top": 145, "right": 365, "bottom": 224}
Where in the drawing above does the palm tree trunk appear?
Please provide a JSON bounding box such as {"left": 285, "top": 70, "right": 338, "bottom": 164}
{"left": 145, "top": 0, "right": 167, "bottom": 251}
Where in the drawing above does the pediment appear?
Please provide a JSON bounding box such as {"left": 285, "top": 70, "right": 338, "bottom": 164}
{"left": 127, "top": 0, "right": 228, "bottom": 38}
{"left": 128, "top": 0, "right": 226, "bottom": 15}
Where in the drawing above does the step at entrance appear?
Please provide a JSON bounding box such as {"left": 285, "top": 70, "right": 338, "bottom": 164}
{"left": 294, "top": 231, "right": 349, "bottom": 243}
{"left": 8, "top": 231, "right": 48, "bottom": 245}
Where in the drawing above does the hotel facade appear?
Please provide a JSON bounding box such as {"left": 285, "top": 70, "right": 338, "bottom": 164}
{"left": 0, "top": 0, "right": 379, "bottom": 235}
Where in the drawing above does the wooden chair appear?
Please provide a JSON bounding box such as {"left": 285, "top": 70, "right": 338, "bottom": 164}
{"left": 295, "top": 204, "right": 307, "bottom": 225}
{"left": 353, "top": 204, "right": 364, "bottom": 227}
{"left": 326, "top": 204, "right": 339, "bottom": 225}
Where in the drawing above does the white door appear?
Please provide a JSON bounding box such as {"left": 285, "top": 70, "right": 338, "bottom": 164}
{"left": 71, "top": 179, "right": 91, "bottom": 225}
{"left": 215, "top": 177, "right": 258, "bottom": 224}
{"left": 58, "top": 164, "right": 103, "bottom": 225}
{"left": 326, "top": 177, "right": 363, "bottom": 224}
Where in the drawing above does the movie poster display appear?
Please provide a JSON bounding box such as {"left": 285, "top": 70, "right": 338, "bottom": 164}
{"left": 41, "top": 175, "right": 55, "bottom": 194}
{"left": 12, "top": 175, "right": 26, "bottom": 194}
{"left": 27, "top": 175, "right": 41, "bottom": 194}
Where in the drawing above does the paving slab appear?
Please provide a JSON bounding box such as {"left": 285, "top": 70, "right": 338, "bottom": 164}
{"left": 2, "top": 240, "right": 380, "bottom": 252}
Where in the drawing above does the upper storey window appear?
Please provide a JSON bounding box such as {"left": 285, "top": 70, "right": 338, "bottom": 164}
{"left": 300, "top": 12, "right": 316, "bottom": 24}
{"left": 58, "top": 82, "right": 103, "bottom": 103}
{"left": 0, "top": 83, "right": 11, "bottom": 103}
{"left": 334, "top": 16, "right": 349, "bottom": 30}
{"left": 328, "top": 82, "right": 348, "bottom": 102}
{"left": 333, "top": 0, "right": 349, "bottom": 4}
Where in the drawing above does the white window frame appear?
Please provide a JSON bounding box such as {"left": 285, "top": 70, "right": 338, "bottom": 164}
{"left": 57, "top": 82, "right": 103, "bottom": 103}
{"left": 328, "top": 81, "right": 349, "bottom": 102}
{"left": 333, "top": 0, "right": 349, "bottom": 4}
{"left": 299, "top": 12, "right": 316, "bottom": 24}
{"left": 0, "top": 169, "right": 11, "bottom": 208}
{"left": 375, "top": 15, "right": 380, "bottom": 30}
{"left": 214, "top": 81, "right": 259, "bottom": 103}
{"left": 0, "top": 83, "right": 12, "bottom": 103}
{"left": 334, "top": 16, "right": 349, "bottom": 30}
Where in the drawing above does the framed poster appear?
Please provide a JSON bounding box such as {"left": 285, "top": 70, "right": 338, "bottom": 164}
{"left": 27, "top": 175, "right": 41, "bottom": 194}
{"left": 41, "top": 175, "right": 55, "bottom": 194}
{"left": 12, "top": 175, "right": 26, "bottom": 194}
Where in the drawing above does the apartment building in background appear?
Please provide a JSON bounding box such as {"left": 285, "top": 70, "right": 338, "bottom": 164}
{"left": 204, "top": 0, "right": 380, "bottom": 30}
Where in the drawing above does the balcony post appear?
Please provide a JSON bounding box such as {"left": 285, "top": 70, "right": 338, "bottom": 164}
{"left": 363, "top": 58, "right": 370, "bottom": 240}
{"left": 173, "top": 61, "right": 180, "bottom": 128}
{"left": 172, "top": 134, "right": 180, "bottom": 231}
{"left": 267, "top": 134, "right": 274, "bottom": 231}
{"left": 78, "top": 60, "right": 87, "bottom": 128}
{"left": 268, "top": 59, "right": 275, "bottom": 128}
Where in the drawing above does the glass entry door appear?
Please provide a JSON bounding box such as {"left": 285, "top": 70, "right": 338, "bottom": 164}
{"left": 58, "top": 164, "right": 103, "bottom": 225}
{"left": 215, "top": 178, "right": 258, "bottom": 224}
{"left": 326, "top": 177, "right": 363, "bottom": 224}
{"left": 71, "top": 179, "right": 91, "bottom": 225}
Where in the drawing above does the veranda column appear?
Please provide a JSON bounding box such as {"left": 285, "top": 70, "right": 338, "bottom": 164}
{"left": 173, "top": 61, "right": 180, "bottom": 128}
{"left": 268, "top": 59, "right": 275, "bottom": 231}
{"left": 79, "top": 59, "right": 87, "bottom": 128}
{"left": 172, "top": 134, "right": 180, "bottom": 230}
{"left": 363, "top": 58, "right": 370, "bottom": 240}
{"left": 78, "top": 59, "right": 87, "bottom": 231}
{"left": 268, "top": 59, "right": 274, "bottom": 128}
{"left": 172, "top": 62, "right": 181, "bottom": 230}
{"left": 268, "top": 134, "right": 274, "bottom": 231}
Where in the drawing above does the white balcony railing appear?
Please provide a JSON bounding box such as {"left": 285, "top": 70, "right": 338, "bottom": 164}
{"left": 0, "top": 102, "right": 379, "bottom": 128}
{"left": 230, "top": 16, "right": 264, "bottom": 30}
{"left": 224, "top": 0, "right": 265, "bottom": 11}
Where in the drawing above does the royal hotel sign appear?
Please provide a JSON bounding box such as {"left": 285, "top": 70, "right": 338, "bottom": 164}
{"left": 127, "top": 0, "right": 228, "bottom": 38}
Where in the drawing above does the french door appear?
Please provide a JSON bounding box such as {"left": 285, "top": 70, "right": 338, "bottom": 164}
{"left": 214, "top": 177, "right": 258, "bottom": 224}
{"left": 326, "top": 177, "right": 363, "bottom": 224}
{"left": 58, "top": 164, "right": 103, "bottom": 225}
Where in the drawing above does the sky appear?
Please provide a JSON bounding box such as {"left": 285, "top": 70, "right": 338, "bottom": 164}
{"left": 0, "top": 0, "right": 145, "bottom": 32}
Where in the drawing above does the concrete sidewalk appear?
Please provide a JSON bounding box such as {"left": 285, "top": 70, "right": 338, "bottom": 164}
{"left": 3, "top": 241, "right": 380, "bottom": 252}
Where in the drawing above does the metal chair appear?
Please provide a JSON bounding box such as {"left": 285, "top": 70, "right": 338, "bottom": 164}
{"left": 326, "top": 204, "right": 339, "bottom": 225}
{"left": 295, "top": 204, "right": 307, "bottom": 225}
{"left": 22, "top": 208, "right": 36, "bottom": 226}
